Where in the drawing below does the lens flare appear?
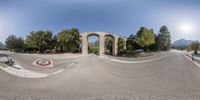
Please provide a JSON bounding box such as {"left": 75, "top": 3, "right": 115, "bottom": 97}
{"left": 179, "top": 22, "right": 194, "bottom": 35}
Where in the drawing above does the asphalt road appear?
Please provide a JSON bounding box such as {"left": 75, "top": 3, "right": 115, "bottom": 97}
{"left": 0, "top": 50, "right": 200, "bottom": 100}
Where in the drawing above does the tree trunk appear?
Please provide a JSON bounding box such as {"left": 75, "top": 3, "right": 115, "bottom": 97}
{"left": 146, "top": 46, "right": 150, "bottom": 52}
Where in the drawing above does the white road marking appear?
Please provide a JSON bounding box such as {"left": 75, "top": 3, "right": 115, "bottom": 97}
{"left": 0, "top": 65, "right": 48, "bottom": 78}
{"left": 184, "top": 55, "right": 200, "bottom": 68}
{"left": 104, "top": 56, "right": 108, "bottom": 60}
{"left": 50, "top": 63, "right": 74, "bottom": 75}
{"left": 52, "top": 69, "right": 64, "bottom": 75}
{"left": 0, "top": 62, "right": 75, "bottom": 78}
{"left": 13, "top": 64, "right": 23, "bottom": 69}
{"left": 110, "top": 56, "right": 168, "bottom": 63}
{"left": 67, "top": 63, "right": 74, "bottom": 68}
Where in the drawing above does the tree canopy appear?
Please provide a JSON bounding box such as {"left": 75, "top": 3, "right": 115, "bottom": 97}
{"left": 57, "top": 28, "right": 81, "bottom": 52}
{"left": 88, "top": 40, "right": 99, "bottom": 55}
{"left": 157, "top": 25, "right": 171, "bottom": 51}
{"left": 189, "top": 42, "right": 199, "bottom": 54}
{"left": 25, "top": 31, "right": 53, "bottom": 53}
{"left": 118, "top": 38, "right": 126, "bottom": 54}
{"left": 126, "top": 34, "right": 139, "bottom": 51}
{"left": 135, "top": 27, "right": 155, "bottom": 51}
{"left": 5, "top": 35, "right": 24, "bottom": 52}
{"left": 104, "top": 36, "right": 113, "bottom": 55}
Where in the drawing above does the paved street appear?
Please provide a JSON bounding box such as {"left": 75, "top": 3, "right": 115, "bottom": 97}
{"left": 1, "top": 50, "right": 200, "bottom": 100}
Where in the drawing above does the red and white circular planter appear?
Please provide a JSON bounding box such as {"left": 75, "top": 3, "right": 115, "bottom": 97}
{"left": 32, "top": 59, "right": 53, "bottom": 68}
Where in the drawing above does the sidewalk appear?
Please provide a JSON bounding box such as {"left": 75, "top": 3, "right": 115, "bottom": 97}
{"left": 194, "top": 55, "right": 200, "bottom": 61}
{"left": 183, "top": 50, "right": 200, "bottom": 61}
{"left": 182, "top": 51, "right": 200, "bottom": 66}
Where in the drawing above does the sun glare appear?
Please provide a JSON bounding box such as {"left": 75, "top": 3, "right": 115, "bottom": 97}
{"left": 179, "top": 22, "right": 194, "bottom": 35}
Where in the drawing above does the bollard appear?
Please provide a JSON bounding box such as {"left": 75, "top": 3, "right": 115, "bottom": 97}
{"left": 192, "top": 54, "right": 194, "bottom": 61}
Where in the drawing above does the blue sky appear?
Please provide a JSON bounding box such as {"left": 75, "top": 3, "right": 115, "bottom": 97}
{"left": 0, "top": 0, "right": 200, "bottom": 43}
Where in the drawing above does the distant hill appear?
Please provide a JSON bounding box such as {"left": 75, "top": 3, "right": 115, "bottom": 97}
{"left": 172, "top": 39, "right": 199, "bottom": 47}
{"left": 0, "top": 42, "right": 6, "bottom": 50}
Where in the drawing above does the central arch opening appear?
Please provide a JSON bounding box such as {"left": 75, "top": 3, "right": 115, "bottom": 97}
{"left": 87, "top": 34, "right": 99, "bottom": 55}
{"left": 104, "top": 35, "right": 114, "bottom": 55}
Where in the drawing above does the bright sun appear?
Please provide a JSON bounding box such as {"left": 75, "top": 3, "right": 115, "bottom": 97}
{"left": 179, "top": 22, "right": 194, "bottom": 35}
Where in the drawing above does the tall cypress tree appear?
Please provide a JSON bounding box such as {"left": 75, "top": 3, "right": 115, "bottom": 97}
{"left": 157, "top": 25, "right": 171, "bottom": 51}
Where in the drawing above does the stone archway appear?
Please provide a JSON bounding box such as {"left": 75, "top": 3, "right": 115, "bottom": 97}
{"left": 104, "top": 33, "right": 118, "bottom": 56}
{"left": 82, "top": 32, "right": 125, "bottom": 56}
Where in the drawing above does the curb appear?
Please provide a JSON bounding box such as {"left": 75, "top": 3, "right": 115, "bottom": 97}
{"left": 0, "top": 62, "right": 75, "bottom": 79}
{"left": 185, "top": 54, "right": 200, "bottom": 62}
{"left": 109, "top": 55, "right": 168, "bottom": 64}
{"left": 185, "top": 54, "right": 200, "bottom": 67}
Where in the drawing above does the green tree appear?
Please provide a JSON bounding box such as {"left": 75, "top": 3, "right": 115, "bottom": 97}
{"left": 57, "top": 30, "right": 68, "bottom": 52}
{"left": 5, "top": 35, "right": 24, "bottom": 52}
{"left": 88, "top": 40, "right": 99, "bottom": 55}
{"left": 105, "top": 36, "right": 113, "bottom": 55}
{"left": 57, "top": 28, "right": 80, "bottom": 52}
{"left": 157, "top": 25, "right": 171, "bottom": 51}
{"left": 126, "top": 34, "right": 140, "bottom": 51}
{"left": 68, "top": 28, "right": 81, "bottom": 52}
{"left": 190, "top": 42, "right": 199, "bottom": 54}
{"left": 15, "top": 37, "right": 24, "bottom": 52}
{"left": 25, "top": 30, "right": 53, "bottom": 53}
{"left": 149, "top": 33, "right": 159, "bottom": 51}
{"left": 51, "top": 35, "right": 58, "bottom": 52}
{"left": 135, "top": 27, "right": 155, "bottom": 51}
{"left": 118, "top": 37, "right": 126, "bottom": 54}
{"left": 6, "top": 35, "right": 17, "bottom": 51}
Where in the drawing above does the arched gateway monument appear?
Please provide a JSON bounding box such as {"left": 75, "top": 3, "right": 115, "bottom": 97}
{"left": 82, "top": 32, "right": 126, "bottom": 56}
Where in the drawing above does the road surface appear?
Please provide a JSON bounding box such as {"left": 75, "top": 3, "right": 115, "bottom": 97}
{"left": 0, "top": 50, "right": 200, "bottom": 100}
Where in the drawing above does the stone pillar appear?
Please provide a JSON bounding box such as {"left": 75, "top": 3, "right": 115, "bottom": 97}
{"left": 113, "top": 36, "right": 118, "bottom": 56}
{"left": 82, "top": 32, "right": 88, "bottom": 55}
{"left": 99, "top": 34, "right": 105, "bottom": 56}
{"left": 124, "top": 39, "right": 127, "bottom": 50}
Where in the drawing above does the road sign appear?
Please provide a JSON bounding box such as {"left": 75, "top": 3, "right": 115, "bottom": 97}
{"left": 32, "top": 59, "right": 53, "bottom": 68}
